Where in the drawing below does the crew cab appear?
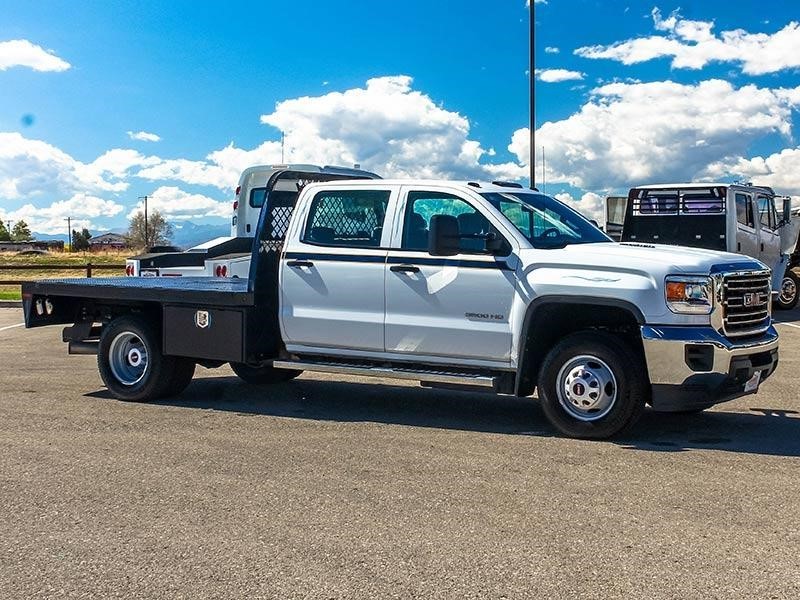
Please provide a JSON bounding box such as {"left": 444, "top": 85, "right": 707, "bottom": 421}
{"left": 606, "top": 183, "right": 800, "bottom": 309}
{"left": 23, "top": 180, "right": 780, "bottom": 439}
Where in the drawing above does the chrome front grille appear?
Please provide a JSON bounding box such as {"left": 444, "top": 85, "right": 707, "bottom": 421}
{"left": 722, "top": 272, "right": 771, "bottom": 336}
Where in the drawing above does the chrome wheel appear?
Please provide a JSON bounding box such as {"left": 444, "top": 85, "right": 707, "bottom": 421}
{"left": 108, "top": 332, "right": 149, "bottom": 386}
{"left": 780, "top": 276, "right": 797, "bottom": 306}
{"left": 556, "top": 354, "right": 617, "bottom": 422}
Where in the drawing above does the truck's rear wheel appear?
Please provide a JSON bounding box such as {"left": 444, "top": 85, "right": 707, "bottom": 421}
{"left": 98, "top": 315, "right": 174, "bottom": 402}
{"left": 537, "top": 332, "right": 647, "bottom": 439}
{"left": 165, "top": 358, "right": 196, "bottom": 397}
{"left": 230, "top": 362, "right": 302, "bottom": 384}
{"left": 774, "top": 270, "right": 799, "bottom": 310}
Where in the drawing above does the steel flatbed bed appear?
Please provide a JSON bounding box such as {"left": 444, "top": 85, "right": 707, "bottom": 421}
{"left": 22, "top": 277, "right": 254, "bottom": 307}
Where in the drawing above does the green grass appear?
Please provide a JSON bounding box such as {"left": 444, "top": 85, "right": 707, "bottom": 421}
{"left": 0, "top": 287, "right": 21, "bottom": 301}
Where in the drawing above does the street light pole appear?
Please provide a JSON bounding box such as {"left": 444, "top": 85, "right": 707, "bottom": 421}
{"left": 65, "top": 216, "right": 71, "bottom": 252}
{"left": 529, "top": 0, "right": 536, "bottom": 190}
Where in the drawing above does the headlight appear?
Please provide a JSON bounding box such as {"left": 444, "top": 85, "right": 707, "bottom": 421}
{"left": 665, "top": 276, "right": 713, "bottom": 314}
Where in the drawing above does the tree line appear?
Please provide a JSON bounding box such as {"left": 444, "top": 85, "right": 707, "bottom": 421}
{"left": 0, "top": 220, "right": 32, "bottom": 242}
{"left": 0, "top": 209, "right": 174, "bottom": 251}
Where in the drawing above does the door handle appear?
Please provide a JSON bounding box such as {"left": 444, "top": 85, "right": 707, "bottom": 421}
{"left": 761, "top": 243, "right": 765, "bottom": 252}
{"left": 287, "top": 259, "right": 314, "bottom": 268}
{"left": 390, "top": 264, "right": 420, "bottom": 274}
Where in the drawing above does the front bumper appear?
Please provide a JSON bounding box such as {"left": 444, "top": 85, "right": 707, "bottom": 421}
{"left": 641, "top": 324, "right": 779, "bottom": 412}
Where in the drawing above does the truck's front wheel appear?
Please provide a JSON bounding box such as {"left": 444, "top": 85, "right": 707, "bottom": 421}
{"left": 774, "top": 270, "right": 799, "bottom": 310}
{"left": 98, "top": 315, "right": 175, "bottom": 402}
{"left": 230, "top": 362, "right": 302, "bottom": 384}
{"left": 537, "top": 332, "right": 647, "bottom": 439}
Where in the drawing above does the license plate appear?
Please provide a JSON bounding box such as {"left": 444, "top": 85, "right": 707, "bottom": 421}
{"left": 140, "top": 269, "right": 159, "bottom": 277}
{"left": 744, "top": 370, "right": 762, "bottom": 393}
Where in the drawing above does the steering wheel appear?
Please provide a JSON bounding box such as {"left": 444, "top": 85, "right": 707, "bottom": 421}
{"left": 541, "top": 227, "right": 561, "bottom": 238}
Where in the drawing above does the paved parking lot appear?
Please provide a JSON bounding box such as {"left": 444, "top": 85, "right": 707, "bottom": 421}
{"left": 1, "top": 306, "right": 799, "bottom": 599}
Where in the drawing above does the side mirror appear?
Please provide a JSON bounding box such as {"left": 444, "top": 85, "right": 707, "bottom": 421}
{"left": 428, "top": 214, "right": 460, "bottom": 256}
{"left": 782, "top": 197, "right": 792, "bottom": 226}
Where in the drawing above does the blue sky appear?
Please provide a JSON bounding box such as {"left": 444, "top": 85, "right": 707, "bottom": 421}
{"left": 2, "top": 0, "right": 800, "bottom": 235}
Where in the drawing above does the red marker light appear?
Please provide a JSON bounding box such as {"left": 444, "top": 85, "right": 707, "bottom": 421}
{"left": 233, "top": 200, "right": 238, "bottom": 210}
{"left": 235, "top": 186, "right": 241, "bottom": 196}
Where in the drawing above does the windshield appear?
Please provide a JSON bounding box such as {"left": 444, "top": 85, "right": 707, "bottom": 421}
{"left": 480, "top": 192, "right": 610, "bottom": 248}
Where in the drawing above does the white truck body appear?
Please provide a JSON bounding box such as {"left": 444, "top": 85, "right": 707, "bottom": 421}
{"left": 26, "top": 179, "right": 780, "bottom": 439}
{"left": 608, "top": 183, "right": 800, "bottom": 308}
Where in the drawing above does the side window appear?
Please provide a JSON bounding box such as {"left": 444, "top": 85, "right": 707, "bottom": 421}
{"left": 401, "top": 191, "right": 508, "bottom": 254}
{"left": 303, "top": 189, "right": 390, "bottom": 248}
{"left": 736, "top": 193, "right": 754, "bottom": 227}
{"left": 758, "top": 196, "right": 776, "bottom": 230}
{"left": 250, "top": 187, "right": 268, "bottom": 208}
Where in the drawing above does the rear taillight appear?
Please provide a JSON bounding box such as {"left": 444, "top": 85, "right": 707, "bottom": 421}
{"left": 125, "top": 265, "right": 134, "bottom": 276}
{"left": 235, "top": 185, "right": 241, "bottom": 196}
{"left": 214, "top": 265, "right": 228, "bottom": 277}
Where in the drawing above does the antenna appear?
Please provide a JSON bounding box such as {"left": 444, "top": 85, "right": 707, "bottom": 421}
{"left": 541, "top": 145, "right": 546, "bottom": 195}
{"left": 529, "top": 0, "right": 536, "bottom": 190}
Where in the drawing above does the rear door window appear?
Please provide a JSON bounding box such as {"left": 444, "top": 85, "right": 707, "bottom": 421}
{"left": 736, "top": 193, "right": 754, "bottom": 227}
{"left": 303, "top": 189, "right": 390, "bottom": 248}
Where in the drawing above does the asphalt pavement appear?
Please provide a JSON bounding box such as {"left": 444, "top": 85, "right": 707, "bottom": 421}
{"left": 1, "top": 307, "right": 799, "bottom": 599}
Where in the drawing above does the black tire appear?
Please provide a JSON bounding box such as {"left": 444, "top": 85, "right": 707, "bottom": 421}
{"left": 774, "top": 270, "right": 799, "bottom": 310}
{"left": 537, "top": 331, "right": 648, "bottom": 439}
{"left": 230, "top": 362, "right": 302, "bottom": 384}
{"left": 98, "top": 315, "right": 175, "bottom": 402}
{"left": 164, "top": 358, "right": 196, "bottom": 397}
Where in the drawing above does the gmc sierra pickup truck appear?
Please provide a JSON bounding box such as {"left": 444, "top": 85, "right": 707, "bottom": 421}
{"left": 22, "top": 180, "right": 780, "bottom": 439}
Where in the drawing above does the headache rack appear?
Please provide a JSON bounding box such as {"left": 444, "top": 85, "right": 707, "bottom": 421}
{"left": 629, "top": 187, "right": 726, "bottom": 216}
{"left": 721, "top": 272, "right": 772, "bottom": 337}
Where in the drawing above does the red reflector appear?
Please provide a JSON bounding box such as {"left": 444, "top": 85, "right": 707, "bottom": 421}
{"left": 233, "top": 200, "right": 238, "bottom": 210}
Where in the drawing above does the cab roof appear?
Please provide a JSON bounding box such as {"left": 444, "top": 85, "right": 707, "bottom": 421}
{"left": 301, "top": 179, "right": 537, "bottom": 193}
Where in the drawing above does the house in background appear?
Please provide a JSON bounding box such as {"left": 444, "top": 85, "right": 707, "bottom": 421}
{"left": 89, "top": 232, "right": 128, "bottom": 251}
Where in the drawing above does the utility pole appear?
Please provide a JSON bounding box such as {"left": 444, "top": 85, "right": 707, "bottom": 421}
{"left": 65, "top": 216, "right": 71, "bottom": 252}
{"left": 281, "top": 131, "right": 285, "bottom": 163}
{"left": 138, "top": 195, "right": 149, "bottom": 249}
{"left": 529, "top": 0, "right": 536, "bottom": 190}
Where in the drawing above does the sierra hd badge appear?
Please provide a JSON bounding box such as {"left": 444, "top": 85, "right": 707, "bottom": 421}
{"left": 194, "top": 310, "right": 210, "bottom": 329}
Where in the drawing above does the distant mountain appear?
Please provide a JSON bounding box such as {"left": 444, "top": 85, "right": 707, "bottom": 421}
{"left": 32, "top": 232, "right": 69, "bottom": 242}
{"left": 170, "top": 222, "right": 230, "bottom": 249}
{"left": 32, "top": 222, "right": 229, "bottom": 250}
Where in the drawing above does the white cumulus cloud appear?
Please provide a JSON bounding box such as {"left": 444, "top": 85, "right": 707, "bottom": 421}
{"left": 0, "top": 193, "right": 124, "bottom": 234}
{"left": 128, "top": 186, "right": 230, "bottom": 221}
{"left": 555, "top": 191, "right": 606, "bottom": 226}
{"left": 0, "top": 132, "right": 135, "bottom": 200}
{"left": 503, "top": 79, "right": 800, "bottom": 190}
{"left": 0, "top": 39, "right": 71, "bottom": 72}
{"left": 535, "top": 68, "right": 585, "bottom": 83}
{"left": 127, "top": 131, "right": 161, "bottom": 142}
{"left": 576, "top": 8, "right": 800, "bottom": 75}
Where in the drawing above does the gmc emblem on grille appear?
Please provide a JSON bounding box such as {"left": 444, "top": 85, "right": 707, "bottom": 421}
{"left": 743, "top": 293, "right": 763, "bottom": 307}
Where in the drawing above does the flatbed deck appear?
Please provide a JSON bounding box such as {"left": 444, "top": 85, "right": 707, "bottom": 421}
{"left": 22, "top": 277, "right": 254, "bottom": 307}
